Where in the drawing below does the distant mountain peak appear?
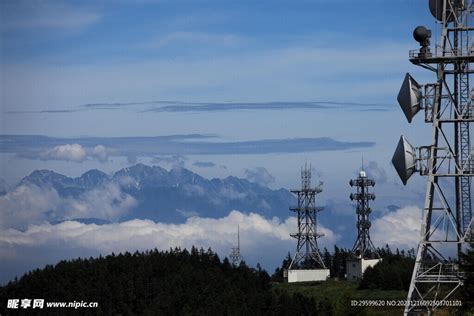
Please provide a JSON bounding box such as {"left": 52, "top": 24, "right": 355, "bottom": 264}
{"left": 81, "top": 169, "right": 108, "bottom": 177}
{"left": 16, "top": 163, "right": 294, "bottom": 223}
{"left": 77, "top": 169, "right": 109, "bottom": 188}
{"left": 20, "top": 169, "right": 72, "bottom": 188}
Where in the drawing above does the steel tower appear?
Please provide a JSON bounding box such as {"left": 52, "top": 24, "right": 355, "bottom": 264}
{"left": 229, "top": 225, "right": 242, "bottom": 266}
{"left": 349, "top": 169, "right": 380, "bottom": 259}
{"left": 288, "top": 164, "right": 326, "bottom": 269}
{"left": 391, "top": 0, "right": 474, "bottom": 314}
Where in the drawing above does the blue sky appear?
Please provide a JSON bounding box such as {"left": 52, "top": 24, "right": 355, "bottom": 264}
{"left": 0, "top": 0, "right": 444, "bottom": 281}
{"left": 1, "top": 0, "right": 434, "bottom": 177}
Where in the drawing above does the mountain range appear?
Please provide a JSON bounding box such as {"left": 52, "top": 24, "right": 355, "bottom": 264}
{"left": 18, "top": 163, "right": 295, "bottom": 223}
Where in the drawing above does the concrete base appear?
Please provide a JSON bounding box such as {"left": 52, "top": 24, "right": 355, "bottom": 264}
{"left": 287, "top": 269, "right": 330, "bottom": 283}
{"left": 346, "top": 258, "right": 382, "bottom": 281}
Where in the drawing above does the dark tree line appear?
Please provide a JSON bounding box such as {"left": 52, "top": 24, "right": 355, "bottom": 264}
{"left": 459, "top": 244, "right": 474, "bottom": 314}
{"left": 358, "top": 252, "right": 414, "bottom": 291}
{"left": 0, "top": 247, "right": 321, "bottom": 315}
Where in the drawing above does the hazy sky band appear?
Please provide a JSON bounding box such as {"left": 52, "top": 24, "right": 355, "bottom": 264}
{"left": 3, "top": 100, "right": 394, "bottom": 114}
{"left": 0, "top": 135, "right": 375, "bottom": 157}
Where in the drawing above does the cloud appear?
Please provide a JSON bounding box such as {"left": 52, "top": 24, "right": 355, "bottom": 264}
{"left": 192, "top": 161, "right": 216, "bottom": 168}
{"left": 61, "top": 182, "right": 136, "bottom": 222}
{"left": 127, "top": 154, "right": 138, "bottom": 164}
{"left": 152, "top": 155, "right": 188, "bottom": 168}
{"left": 1, "top": 1, "right": 101, "bottom": 32}
{"left": 1, "top": 135, "right": 375, "bottom": 157}
{"left": 144, "top": 31, "right": 246, "bottom": 49}
{"left": 371, "top": 206, "right": 422, "bottom": 250}
{"left": 91, "top": 145, "right": 108, "bottom": 162}
{"left": 3, "top": 100, "right": 393, "bottom": 115}
{"left": 0, "top": 211, "right": 337, "bottom": 252}
{"left": 39, "top": 143, "right": 86, "bottom": 162}
{"left": 0, "top": 183, "right": 137, "bottom": 230}
{"left": 218, "top": 187, "right": 248, "bottom": 201}
{"left": 143, "top": 101, "right": 391, "bottom": 113}
{"left": 0, "top": 210, "right": 339, "bottom": 283}
{"left": 5, "top": 109, "right": 80, "bottom": 114}
{"left": 1, "top": 39, "right": 409, "bottom": 115}
{"left": 175, "top": 208, "right": 199, "bottom": 218}
{"left": 363, "top": 161, "right": 388, "bottom": 184}
{"left": 0, "top": 184, "right": 61, "bottom": 230}
{"left": 38, "top": 144, "right": 110, "bottom": 163}
{"left": 244, "top": 167, "right": 275, "bottom": 186}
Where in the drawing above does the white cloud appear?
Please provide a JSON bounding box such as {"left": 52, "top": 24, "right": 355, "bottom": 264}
{"left": 39, "top": 144, "right": 110, "bottom": 163}
{"left": 0, "top": 183, "right": 136, "bottom": 230}
{"left": 40, "top": 144, "right": 87, "bottom": 162}
{"left": 0, "top": 210, "right": 339, "bottom": 282}
{"left": 91, "top": 145, "right": 108, "bottom": 162}
{"left": 175, "top": 208, "right": 199, "bottom": 218}
{"left": 364, "top": 161, "right": 388, "bottom": 184}
{"left": 152, "top": 155, "right": 187, "bottom": 168}
{"left": 62, "top": 182, "right": 136, "bottom": 222}
{"left": 371, "top": 205, "right": 422, "bottom": 250}
{"left": 0, "top": 184, "right": 61, "bottom": 230}
{"left": 218, "top": 187, "right": 247, "bottom": 200}
{"left": 244, "top": 167, "right": 275, "bottom": 186}
{"left": 0, "top": 210, "right": 338, "bottom": 257}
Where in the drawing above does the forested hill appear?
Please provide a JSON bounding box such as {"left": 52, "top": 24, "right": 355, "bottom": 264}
{"left": 0, "top": 248, "right": 318, "bottom": 315}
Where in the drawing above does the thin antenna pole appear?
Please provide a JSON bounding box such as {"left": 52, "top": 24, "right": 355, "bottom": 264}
{"left": 238, "top": 225, "right": 240, "bottom": 249}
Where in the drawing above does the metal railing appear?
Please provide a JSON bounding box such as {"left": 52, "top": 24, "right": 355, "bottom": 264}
{"left": 409, "top": 47, "right": 474, "bottom": 59}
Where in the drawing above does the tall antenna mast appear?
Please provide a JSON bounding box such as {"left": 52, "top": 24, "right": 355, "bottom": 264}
{"left": 349, "top": 166, "right": 380, "bottom": 259}
{"left": 238, "top": 225, "right": 240, "bottom": 250}
{"left": 229, "top": 225, "right": 242, "bottom": 266}
{"left": 288, "top": 164, "right": 326, "bottom": 269}
{"left": 391, "top": 0, "right": 473, "bottom": 313}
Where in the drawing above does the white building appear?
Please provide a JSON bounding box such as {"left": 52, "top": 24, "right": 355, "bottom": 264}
{"left": 346, "top": 258, "right": 382, "bottom": 281}
{"left": 287, "top": 269, "right": 330, "bottom": 283}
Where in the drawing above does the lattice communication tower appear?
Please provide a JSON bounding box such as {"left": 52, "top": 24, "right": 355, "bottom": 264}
{"left": 349, "top": 168, "right": 380, "bottom": 259}
{"left": 288, "top": 164, "right": 326, "bottom": 269}
{"left": 391, "top": 1, "right": 474, "bottom": 313}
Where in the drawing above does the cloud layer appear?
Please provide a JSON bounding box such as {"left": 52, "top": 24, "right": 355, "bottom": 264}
{"left": 38, "top": 144, "right": 109, "bottom": 163}
{"left": 364, "top": 161, "right": 388, "bottom": 184}
{"left": 1, "top": 135, "right": 375, "bottom": 158}
{"left": 4, "top": 100, "right": 394, "bottom": 115}
{"left": 371, "top": 205, "right": 422, "bottom": 250}
{"left": 0, "top": 210, "right": 338, "bottom": 283}
{"left": 0, "top": 183, "right": 137, "bottom": 230}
